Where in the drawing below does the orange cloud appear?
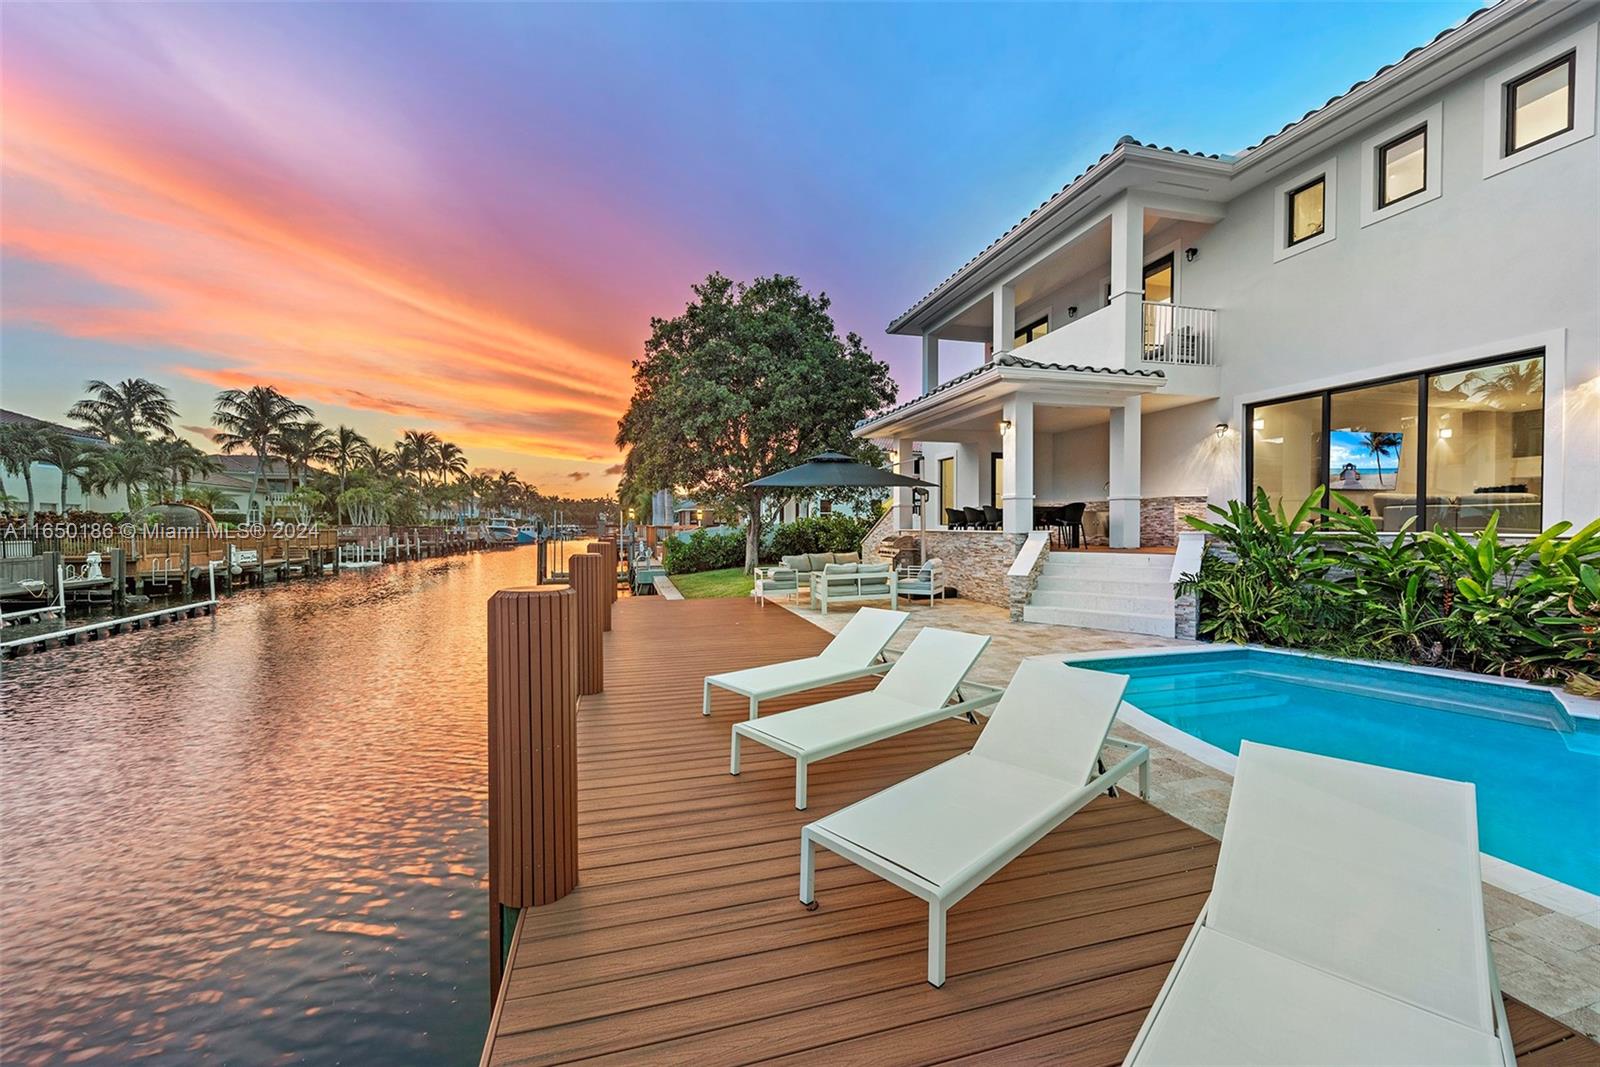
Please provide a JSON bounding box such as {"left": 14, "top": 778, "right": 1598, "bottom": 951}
{"left": 1, "top": 76, "right": 639, "bottom": 479}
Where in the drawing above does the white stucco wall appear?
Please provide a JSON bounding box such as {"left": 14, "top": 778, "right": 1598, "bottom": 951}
{"left": 1177, "top": 11, "right": 1599, "bottom": 523}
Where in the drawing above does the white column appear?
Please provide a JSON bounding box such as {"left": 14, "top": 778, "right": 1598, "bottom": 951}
{"left": 894, "top": 437, "right": 917, "bottom": 532}
{"left": 1109, "top": 395, "right": 1142, "bottom": 548}
{"left": 1108, "top": 193, "right": 1144, "bottom": 370}
{"left": 1001, "top": 395, "right": 1034, "bottom": 534}
{"left": 992, "top": 284, "right": 1015, "bottom": 356}
{"left": 921, "top": 334, "right": 940, "bottom": 394}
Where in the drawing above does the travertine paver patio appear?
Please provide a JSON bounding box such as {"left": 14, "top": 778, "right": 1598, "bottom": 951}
{"left": 773, "top": 594, "right": 1600, "bottom": 1040}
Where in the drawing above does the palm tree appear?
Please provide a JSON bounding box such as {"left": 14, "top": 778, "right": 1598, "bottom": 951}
{"left": 1362, "top": 431, "right": 1404, "bottom": 489}
{"left": 396, "top": 430, "right": 440, "bottom": 486}
{"left": 184, "top": 486, "right": 234, "bottom": 517}
{"left": 435, "top": 441, "right": 468, "bottom": 485}
{"left": 0, "top": 422, "right": 46, "bottom": 520}
{"left": 68, "top": 378, "right": 178, "bottom": 443}
{"left": 1469, "top": 359, "right": 1544, "bottom": 409}
{"left": 150, "top": 437, "right": 221, "bottom": 498}
{"left": 211, "top": 386, "right": 313, "bottom": 520}
{"left": 277, "top": 420, "right": 336, "bottom": 489}
{"left": 330, "top": 426, "right": 371, "bottom": 523}
{"left": 37, "top": 429, "right": 95, "bottom": 515}
{"left": 82, "top": 444, "right": 160, "bottom": 512}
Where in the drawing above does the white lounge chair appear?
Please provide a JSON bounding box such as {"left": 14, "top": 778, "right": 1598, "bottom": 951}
{"left": 730, "top": 627, "right": 998, "bottom": 809}
{"left": 798, "top": 659, "right": 1147, "bottom": 986}
{"left": 702, "top": 607, "right": 909, "bottom": 720}
{"left": 1124, "top": 741, "right": 1514, "bottom": 1066}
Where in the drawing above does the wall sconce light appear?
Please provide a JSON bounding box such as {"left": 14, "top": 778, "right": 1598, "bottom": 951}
{"left": 1185, "top": 247, "right": 1199, "bottom": 262}
{"left": 1251, "top": 417, "right": 1265, "bottom": 431}
{"left": 1214, "top": 423, "right": 1229, "bottom": 439}
{"left": 1066, "top": 305, "right": 1078, "bottom": 319}
{"left": 1437, "top": 427, "right": 1453, "bottom": 439}
{"left": 999, "top": 418, "right": 1012, "bottom": 433}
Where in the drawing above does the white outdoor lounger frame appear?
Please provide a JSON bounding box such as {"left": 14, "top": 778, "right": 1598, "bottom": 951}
{"left": 702, "top": 607, "right": 908, "bottom": 720}
{"left": 799, "top": 659, "right": 1149, "bottom": 987}
{"left": 1123, "top": 741, "right": 1515, "bottom": 1066}
{"left": 730, "top": 627, "right": 999, "bottom": 810}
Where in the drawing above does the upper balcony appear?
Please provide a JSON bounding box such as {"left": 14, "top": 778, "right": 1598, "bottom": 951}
{"left": 906, "top": 191, "right": 1224, "bottom": 400}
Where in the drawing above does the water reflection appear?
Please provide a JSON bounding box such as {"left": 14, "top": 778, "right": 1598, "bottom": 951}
{"left": 1, "top": 549, "right": 549, "bottom": 1064}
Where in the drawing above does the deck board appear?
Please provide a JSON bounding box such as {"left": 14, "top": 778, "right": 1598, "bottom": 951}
{"left": 483, "top": 596, "right": 1596, "bottom": 1065}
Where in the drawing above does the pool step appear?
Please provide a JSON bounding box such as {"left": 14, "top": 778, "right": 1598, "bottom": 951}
{"left": 1025, "top": 553, "right": 1177, "bottom": 638}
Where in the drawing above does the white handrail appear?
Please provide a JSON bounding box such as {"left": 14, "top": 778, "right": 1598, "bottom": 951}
{"left": 1142, "top": 302, "right": 1217, "bottom": 366}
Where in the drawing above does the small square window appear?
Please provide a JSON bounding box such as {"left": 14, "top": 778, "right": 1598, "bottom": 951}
{"left": 1287, "top": 177, "right": 1326, "bottom": 246}
{"left": 1506, "top": 53, "right": 1576, "bottom": 155}
{"left": 1377, "top": 126, "right": 1426, "bottom": 207}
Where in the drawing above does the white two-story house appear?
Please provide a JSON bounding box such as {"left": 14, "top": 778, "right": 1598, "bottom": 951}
{"left": 858, "top": 0, "right": 1598, "bottom": 614}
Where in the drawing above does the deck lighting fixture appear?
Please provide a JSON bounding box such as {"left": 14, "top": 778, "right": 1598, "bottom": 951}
{"left": 1214, "top": 423, "right": 1229, "bottom": 439}
{"left": 1438, "top": 428, "right": 1453, "bottom": 439}
{"left": 1185, "top": 247, "right": 1199, "bottom": 262}
{"left": 999, "top": 418, "right": 1012, "bottom": 433}
{"left": 1067, "top": 305, "right": 1078, "bottom": 318}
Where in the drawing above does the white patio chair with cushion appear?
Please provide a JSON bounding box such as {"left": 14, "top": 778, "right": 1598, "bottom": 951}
{"left": 730, "top": 627, "right": 998, "bottom": 809}
{"left": 799, "top": 659, "right": 1146, "bottom": 986}
{"left": 702, "top": 606, "right": 909, "bottom": 720}
{"left": 751, "top": 565, "right": 800, "bottom": 604}
{"left": 1124, "top": 741, "right": 1514, "bottom": 1066}
{"left": 809, "top": 562, "right": 897, "bottom": 613}
{"left": 897, "top": 557, "right": 944, "bottom": 603}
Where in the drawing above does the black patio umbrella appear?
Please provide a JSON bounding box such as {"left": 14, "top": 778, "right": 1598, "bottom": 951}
{"left": 747, "top": 452, "right": 934, "bottom": 558}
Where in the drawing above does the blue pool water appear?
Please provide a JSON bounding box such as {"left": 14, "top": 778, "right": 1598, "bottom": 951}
{"left": 1078, "top": 649, "right": 1600, "bottom": 894}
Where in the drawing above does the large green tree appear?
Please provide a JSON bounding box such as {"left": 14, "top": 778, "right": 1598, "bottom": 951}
{"left": 616, "top": 273, "right": 897, "bottom": 571}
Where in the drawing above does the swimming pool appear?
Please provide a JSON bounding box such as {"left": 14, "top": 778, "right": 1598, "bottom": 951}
{"left": 1075, "top": 648, "right": 1600, "bottom": 895}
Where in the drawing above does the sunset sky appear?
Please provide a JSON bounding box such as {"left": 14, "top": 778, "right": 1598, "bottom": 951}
{"left": 1, "top": 1, "right": 1478, "bottom": 493}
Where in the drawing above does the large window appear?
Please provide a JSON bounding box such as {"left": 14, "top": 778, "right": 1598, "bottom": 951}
{"left": 1286, "top": 177, "right": 1326, "bottom": 245}
{"left": 1250, "top": 395, "right": 1323, "bottom": 518}
{"left": 1506, "top": 52, "right": 1576, "bottom": 155}
{"left": 1377, "top": 126, "right": 1427, "bottom": 207}
{"left": 991, "top": 452, "right": 1003, "bottom": 510}
{"left": 1426, "top": 357, "right": 1545, "bottom": 534}
{"left": 1013, "top": 315, "right": 1048, "bottom": 348}
{"left": 1247, "top": 352, "right": 1545, "bottom": 534}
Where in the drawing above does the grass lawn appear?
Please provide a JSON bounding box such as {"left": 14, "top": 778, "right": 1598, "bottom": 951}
{"left": 671, "top": 567, "right": 754, "bottom": 599}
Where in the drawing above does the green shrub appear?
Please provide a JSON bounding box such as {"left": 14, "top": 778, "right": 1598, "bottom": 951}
{"left": 764, "top": 513, "right": 875, "bottom": 562}
{"left": 1178, "top": 486, "right": 1600, "bottom": 692}
{"left": 664, "top": 528, "right": 746, "bottom": 574}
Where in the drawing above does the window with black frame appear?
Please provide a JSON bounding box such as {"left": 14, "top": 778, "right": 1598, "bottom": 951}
{"left": 1247, "top": 353, "right": 1545, "bottom": 534}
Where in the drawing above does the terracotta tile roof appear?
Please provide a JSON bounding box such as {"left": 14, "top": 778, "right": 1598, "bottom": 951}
{"left": 856, "top": 353, "right": 1164, "bottom": 430}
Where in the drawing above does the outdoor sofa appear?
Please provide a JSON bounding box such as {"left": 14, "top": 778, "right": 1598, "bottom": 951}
{"left": 800, "top": 658, "right": 1147, "bottom": 986}
{"left": 809, "top": 562, "right": 897, "bottom": 613}
{"left": 754, "top": 551, "right": 864, "bottom": 604}
{"left": 1124, "top": 741, "right": 1513, "bottom": 1065}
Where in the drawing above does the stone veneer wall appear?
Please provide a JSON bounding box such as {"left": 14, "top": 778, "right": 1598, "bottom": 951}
{"left": 1077, "top": 496, "right": 1208, "bottom": 547}
{"left": 864, "top": 530, "right": 1027, "bottom": 608}
{"left": 1006, "top": 533, "right": 1052, "bottom": 622}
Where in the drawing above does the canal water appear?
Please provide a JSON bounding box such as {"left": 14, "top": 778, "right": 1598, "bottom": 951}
{"left": 0, "top": 548, "right": 558, "bottom": 1065}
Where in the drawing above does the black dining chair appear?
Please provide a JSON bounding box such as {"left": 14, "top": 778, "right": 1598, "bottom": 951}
{"left": 963, "top": 506, "right": 988, "bottom": 530}
{"left": 982, "top": 505, "right": 1003, "bottom": 530}
{"left": 1034, "top": 505, "right": 1063, "bottom": 544}
{"left": 1060, "top": 502, "right": 1086, "bottom": 549}
{"left": 945, "top": 507, "right": 967, "bottom": 530}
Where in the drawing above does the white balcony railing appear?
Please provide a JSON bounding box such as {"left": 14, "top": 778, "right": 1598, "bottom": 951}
{"left": 1142, "top": 302, "right": 1217, "bottom": 366}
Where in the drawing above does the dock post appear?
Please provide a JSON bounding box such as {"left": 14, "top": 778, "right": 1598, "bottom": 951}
{"left": 182, "top": 545, "right": 193, "bottom": 597}
{"left": 584, "top": 543, "right": 613, "bottom": 631}
{"left": 569, "top": 552, "right": 605, "bottom": 695}
{"left": 111, "top": 548, "right": 127, "bottom": 613}
{"left": 486, "top": 584, "right": 579, "bottom": 999}
{"left": 600, "top": 537, "right": 619, "bottom": 603}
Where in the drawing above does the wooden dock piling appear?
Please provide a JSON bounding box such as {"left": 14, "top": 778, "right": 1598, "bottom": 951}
{"left": 485, "top": 585, "right": 579, "bottom": 998}
{"left": 586, "top": 542, "right": 615, "bottom": 627}
{"left": 569, "top": 553, "right": 606, "bottom": 694}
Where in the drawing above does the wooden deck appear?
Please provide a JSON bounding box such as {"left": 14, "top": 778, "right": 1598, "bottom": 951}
{"left": 483, "top": 597, "right": 1597, "bottom": 1065}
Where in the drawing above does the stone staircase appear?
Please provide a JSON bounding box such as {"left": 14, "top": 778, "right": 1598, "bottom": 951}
{"left": 1022, "top": 552, "right": 1176, "bottom": 637}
